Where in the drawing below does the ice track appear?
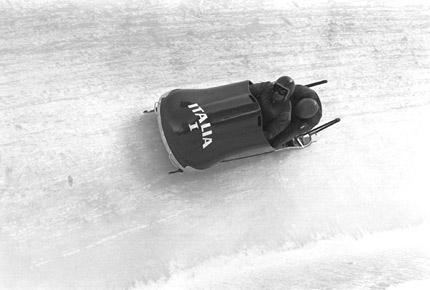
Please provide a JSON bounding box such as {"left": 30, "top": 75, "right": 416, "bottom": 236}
{"left": 1, "top": 0, "right": 430, "bottom": 289}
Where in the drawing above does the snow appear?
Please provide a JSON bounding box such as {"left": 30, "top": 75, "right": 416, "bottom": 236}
{"left": 388, "top": 279, "right": 430, "bottom": 290}
{"left": 1, "top": 0, "right": 430, "bottom": 289}
{"left": 134, "top": 225, "right": 430, "bottom": 290}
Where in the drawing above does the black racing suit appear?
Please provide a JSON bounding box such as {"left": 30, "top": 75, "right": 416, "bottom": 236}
{"left": 271, "top": 85, "right": 322, "bottom": 149}
{"left": 250, "top": 81, "right": 292, "bottom": 142}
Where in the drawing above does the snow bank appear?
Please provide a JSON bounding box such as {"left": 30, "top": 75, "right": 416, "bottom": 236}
{"left": 133, "top": 225, "right": 430, "bottom": 290}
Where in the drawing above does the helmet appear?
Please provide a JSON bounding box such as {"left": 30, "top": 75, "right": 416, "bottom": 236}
{"left": 294, "top": 98, "right": 319, "bottom": 119}
{"left": 272, "top": 76, "right": 295, "bottom": 102}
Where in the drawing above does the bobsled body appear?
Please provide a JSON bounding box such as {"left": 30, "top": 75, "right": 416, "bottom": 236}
{"left": 155, "top": 81, "right": 273, "bottom": 170}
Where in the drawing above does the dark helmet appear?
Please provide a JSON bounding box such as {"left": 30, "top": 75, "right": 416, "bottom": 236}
{"left": 272, "top": 76, "right": 295, "bottom": 103}
{"left": 294, "top": 98, "right": 319, "bottom": 119}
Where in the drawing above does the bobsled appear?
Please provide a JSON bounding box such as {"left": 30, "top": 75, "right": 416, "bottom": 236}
{"left": 145, "top": 80, "right": 339, "bottom": 173}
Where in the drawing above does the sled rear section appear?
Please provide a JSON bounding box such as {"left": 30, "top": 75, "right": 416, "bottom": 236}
{"left": 155, "top": 81, "right": 273, "bottom": 171}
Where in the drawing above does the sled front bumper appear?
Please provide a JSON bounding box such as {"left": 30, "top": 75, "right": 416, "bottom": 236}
{"left": 155, "top": 92, "right": 185, "bottom": 171}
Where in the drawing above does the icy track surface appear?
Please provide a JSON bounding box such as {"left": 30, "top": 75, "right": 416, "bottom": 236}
{"left": 1, "top": 0, "right": 430, "bottom": 289}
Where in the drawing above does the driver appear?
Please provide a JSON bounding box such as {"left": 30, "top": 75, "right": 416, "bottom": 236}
{"left": 250, "top": 77, "right": 322, "bottom": 148}
{"left": 250, "top": 76, "right": 295, "bottom": 141}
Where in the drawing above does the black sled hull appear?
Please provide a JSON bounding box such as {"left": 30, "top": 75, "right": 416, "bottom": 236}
{"left": 155, "top": 81, "right": 272, "bottom": 170}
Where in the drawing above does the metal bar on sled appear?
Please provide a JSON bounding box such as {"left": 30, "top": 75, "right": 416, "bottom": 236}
{"left": 221, "top": 117, "right": 341, "bottom": 164}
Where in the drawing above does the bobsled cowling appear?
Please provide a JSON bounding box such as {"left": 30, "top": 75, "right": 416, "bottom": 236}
{"left": 155, "top": 80, "right": 273, "bottom": 170}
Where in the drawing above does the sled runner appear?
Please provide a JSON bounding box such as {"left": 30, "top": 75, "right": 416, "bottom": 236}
{"left": 145, "top": 79, "right": 340, "bottom": 173}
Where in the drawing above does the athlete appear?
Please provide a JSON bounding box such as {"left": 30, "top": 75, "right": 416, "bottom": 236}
{"left": 250, "top": 76, "right": 295, "bottom": 141}
{"left": 250, "top": 77, "right": 322, "bottom": 148}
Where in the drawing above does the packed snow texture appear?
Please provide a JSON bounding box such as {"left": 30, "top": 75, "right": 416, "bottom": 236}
{"left": 135, "top": 225, "right": 430, "bottom": 290}
{"left": 1, "top": 0, "right": 430, "bottom": 289}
